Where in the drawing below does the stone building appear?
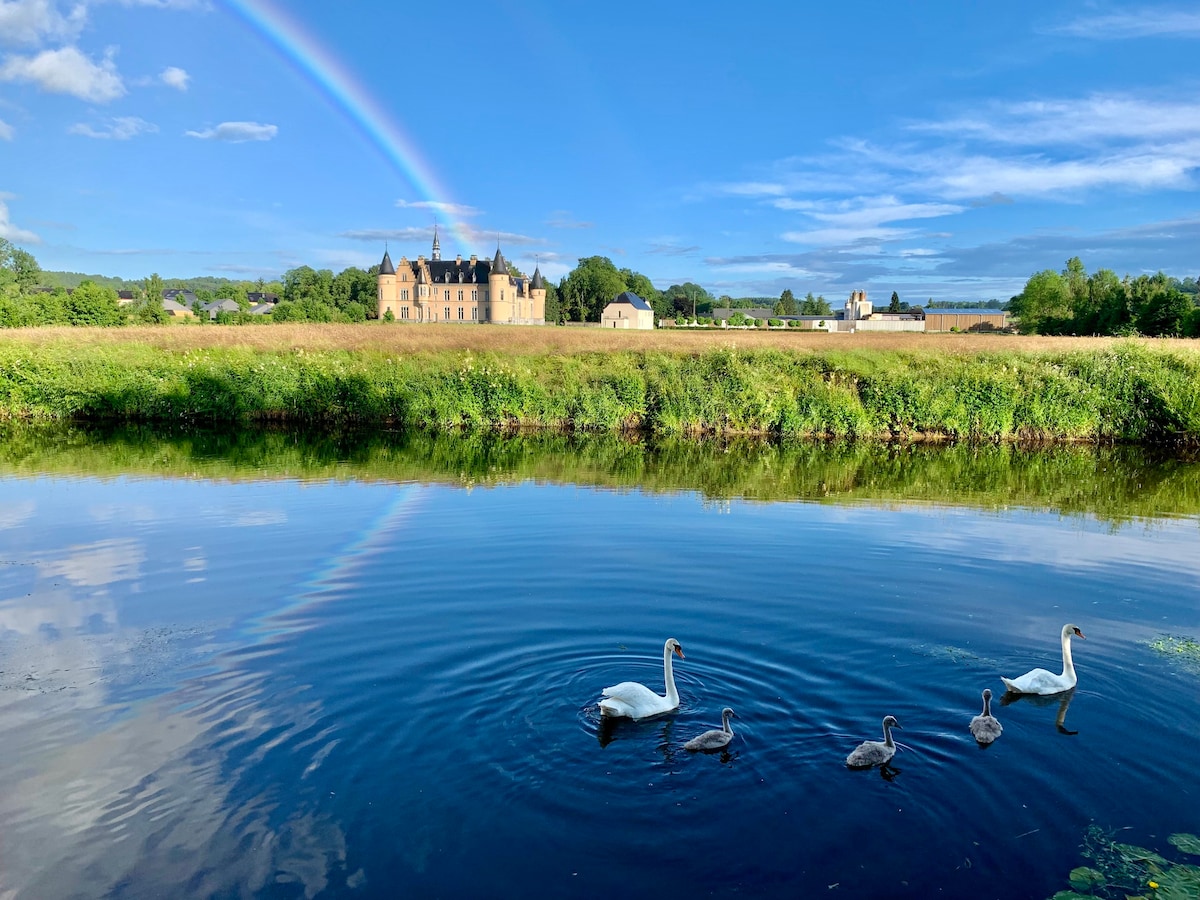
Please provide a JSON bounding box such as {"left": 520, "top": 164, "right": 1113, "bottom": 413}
{"left": 376, "top": 230, "right": 545, "bottom": 324}
{"left": 600, "top": 291, "right": 655, "bottom": 329}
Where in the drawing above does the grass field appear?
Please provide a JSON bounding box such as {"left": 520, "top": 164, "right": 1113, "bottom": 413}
{"left": 2, "top": 326, "right": 1199, "bottom": 442}
{"left": 1, "top": 323, "right": 1189, "bottom": 356}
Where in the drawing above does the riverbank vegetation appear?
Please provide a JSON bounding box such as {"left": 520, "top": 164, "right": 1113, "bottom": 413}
{"left": 1, "top": 329, "right": 1198, "bottom": 443}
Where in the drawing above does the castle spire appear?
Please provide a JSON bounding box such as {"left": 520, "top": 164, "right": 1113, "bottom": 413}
{"left": 379, "top": 246, "right": 395, "bottom": 275}
{"left": 431, "top": 224, "right": 441, "bottom": 261}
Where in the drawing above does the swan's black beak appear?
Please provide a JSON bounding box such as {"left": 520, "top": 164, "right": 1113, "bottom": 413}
{"left": 1074, "top": 629, "right": 1086, "bottom": 639}
{"left": 674, "top": 645, "right": 685, "bottom": 659}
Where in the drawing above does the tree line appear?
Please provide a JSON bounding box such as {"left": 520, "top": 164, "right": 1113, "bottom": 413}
{"left": 1010, "top": 257, "right": 1200, "bottom": 337}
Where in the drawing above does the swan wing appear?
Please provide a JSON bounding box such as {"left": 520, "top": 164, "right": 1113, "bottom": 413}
{"left": 1001, "top": 667, "right": 1072, "bottom": 694}
{"left": 599, "top": 681, "right": 672, "bottom": 719}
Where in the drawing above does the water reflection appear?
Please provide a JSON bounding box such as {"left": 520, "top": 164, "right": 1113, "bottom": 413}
{"left": 3, "top": 421, "right": 1200, "bottom": 522}
{"left": 1000, "top": 687, "right": 1079, "bottom": 735}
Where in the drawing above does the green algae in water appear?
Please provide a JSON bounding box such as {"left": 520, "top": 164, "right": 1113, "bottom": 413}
{"left": 1048, "top": 827, "right": 1200, "bottom": 899}
{"left": 1146, "top": 634, "right": 1200, "bottom": 675}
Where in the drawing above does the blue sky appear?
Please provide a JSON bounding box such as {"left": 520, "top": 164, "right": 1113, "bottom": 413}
{"left": 2, "top": 1, "right": 1199, "bottom": 302}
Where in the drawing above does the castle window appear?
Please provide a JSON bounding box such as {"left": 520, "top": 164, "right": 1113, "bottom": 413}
{"left": 401, "top": 289, "right": 409, "bottom": 301}
{"left": 471, "top": 290, "right": 477, "bottom": 301}
{"left": 401, "top": 306, "right": 409, "bottom": 320}
{"left": 444, "top": 306, "right": 450, "bottom": 320}
{"left": 472, "top": 307, "right": 477, "bottom": 321}
{"left": 457, "top": 307, "right": 464, "bottom": 320}
{"left": 444, "top": 290, "right": 450, "bottom": 302}
{"left": 457, "top": 290, "right": 463, "bottom": 302}
{"left": 501, "top": 290, "right": 505, "bottom": 301}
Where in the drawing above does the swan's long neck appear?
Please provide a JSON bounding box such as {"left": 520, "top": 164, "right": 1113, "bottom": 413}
{"left": 1060, "top": 631, "right": 1076, "bottom": 681}
{"left": 882, "top": 720, "right": 895, "bottom": 748}
{"left": 663, "top": 645, "right": 678, "bottom": 704}
{"left": 982, "top": 694, "right": 992, "bottom": 717}
{"left": 721, "top": 710, "right": 734, "bottom": 735}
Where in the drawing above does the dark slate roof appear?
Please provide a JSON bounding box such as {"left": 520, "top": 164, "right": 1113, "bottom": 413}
{"left": 611, "top": 291, "right": 652, "bottom": 311}
{"left": 246, "top": 292, "right": 278, "bottom": 303}
{"left": 492, "top": 247, "right": 509, "bottom": 276}
{"left": 379, "top": 250, "right": 396, "bottom": 275}
{"left": 530, "top": 266, "right": 544, "bottom": 290}
{"left": 406, "top": 258, "right": 491, "bottom": 284}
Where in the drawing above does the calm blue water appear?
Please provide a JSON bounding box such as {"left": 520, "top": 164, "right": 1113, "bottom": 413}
{"left": 1, "top": 450, "right": 1198, "bottom": 899}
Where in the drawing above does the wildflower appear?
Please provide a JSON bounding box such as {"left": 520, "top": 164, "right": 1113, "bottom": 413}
{"left": 1149, "top": 881, "right": 1159, "bottom": 889}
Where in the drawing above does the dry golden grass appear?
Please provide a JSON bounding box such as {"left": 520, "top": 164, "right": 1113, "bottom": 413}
{"left": 2, "top": 323, "right": 1197, "bottom": 357}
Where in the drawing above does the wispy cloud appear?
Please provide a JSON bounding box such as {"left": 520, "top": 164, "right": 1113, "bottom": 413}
{"left": 913, "top": 94, "right": 1200, "bottom": 145}
{"left": 545, "top": 210, "right": 593, "bottom": 229}
{"left": 394, "top": 199, "right": 482, "bottom": 217}
{"left": 1048, "top": 7, "right": 1200, "bottom": 39}
{"left": 647, "top": 241, "right": 700, "bottom": 256}
{"left": 340, "top": 225, "right": 544, "bottom": 248}
{"left": 0, "top": 45, "right": 125, "bottom": 102}
{"left": 0, "top": 117, "right": 12, "bottom": 140}
{"left": 0, "top": 0, "right": 87, "bottom": 46}
{"left": 185, "top": 121, "right": 276, "bottom": 142}
{"left": 69, "top": 115, "right": 156, "bottom": 139}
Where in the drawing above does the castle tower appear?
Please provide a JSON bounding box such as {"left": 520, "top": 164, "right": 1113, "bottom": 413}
{"left": 377, "top": 248, "right": 398, "bottom": 319}
{"left": 431, "top": 225, "right": 441, "bottom": 262}
{"left": 488, "top": 245, "right": 513, "bottom": 323}
{"left": 528, "top": 264, "right": 547, "bottom": 325}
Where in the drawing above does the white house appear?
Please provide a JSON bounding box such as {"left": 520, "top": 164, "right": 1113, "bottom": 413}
{"left": 600, "top": 291, "right": 655, "bottom": 330}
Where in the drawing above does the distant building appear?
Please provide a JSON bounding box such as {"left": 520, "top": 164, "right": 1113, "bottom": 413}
{"left": 844, "top": 290, "right": 873, "bottom": 321}
{"left": 116, "top": 290, "right": 137, "bottom": 305}
{"left": 162, "top": 298, "right": 194, "bottom": 318}
{"left": 601, "top": 291, "right": 655, "bottom": 329}
{"left": 201, "top": 299, "right": 241, "bottom": 320}
{"left": 923, "top": 309, "right": 1010, "bottom": 332}
{"left": 164, "top": 289, "right": 198, "bottom": 307}
{"left": 246, "top": 292, "right": 278, "bottom": 305}
{"left": 376, "top": 229, "right": 546, "bottom": 324}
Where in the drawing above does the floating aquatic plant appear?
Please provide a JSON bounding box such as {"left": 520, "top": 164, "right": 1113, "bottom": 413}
{"left": 1047, "top": 826, "right": 1200, "bottom": 899}
{"left": 1146, "top": 634, "right": 1200, "bottom": 676}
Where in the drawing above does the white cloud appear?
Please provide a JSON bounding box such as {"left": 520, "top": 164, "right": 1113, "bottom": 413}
{"left": 0, "top": 45, "right": 125, "bottom": 102}
{"left": 1049, "top": 7, "right": 1200, "bottom": 39}
{"left": 0, "top": 117, "right": 12, "bottom": 140}
{"left": 0, "top": 197, "right": 40, "bottom": 243}
{"left": 395, "top": 199, "right": 481, "bottom": 217}
{"left": 0, "top": 0, "right": 86, "bottom": 46}
{"left": 914, "top": 95, "right": 1200, "bottom": 145}
{"left": 159, "top": 64, "right": 188, "bottom": 90}
{"left": 185, "top": 120, "right": 277, "bottom": 142}
{"left": 545, "top": 211, "right": 593, "bottom": 229}
{"left": 69, "top": 115, "right": 156, "bottom": 139}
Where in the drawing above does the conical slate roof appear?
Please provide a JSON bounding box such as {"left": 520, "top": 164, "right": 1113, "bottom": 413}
{"left": 530, "top": 266, "right": 545, "bottom": 290}
{"left": 492, "top": 247, "right": 509, "bottom": 276}
{"left": 379, "top": 249, "right": 395, "bottom": 275}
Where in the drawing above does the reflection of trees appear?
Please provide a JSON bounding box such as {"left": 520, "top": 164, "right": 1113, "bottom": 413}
{"left": 4, "top": 422, "right": 1200, "bottom": 524}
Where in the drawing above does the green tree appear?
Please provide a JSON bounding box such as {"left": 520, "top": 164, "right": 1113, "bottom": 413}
{"left": 774, "top": 289, "right": 799, "bottom": 316}
{"left": 64, "top": 281, "right": 123, "bottom": 326}
{"left": 560, "top": 257, "right": 627, "bottom": 322}
{"left": 143, "top": 272, "right": 165, "bottom": 306}
{"left": 1010, "top": 269, "right": 1072, "bottom": 334}
{"left": 889, "top": 291, "right": 901, "bottom": 313}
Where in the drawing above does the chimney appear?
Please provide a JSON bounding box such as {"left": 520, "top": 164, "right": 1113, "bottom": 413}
{"left": 456, "top": 254, "right": 462, "bottom": 264}
{"left": 470, "top": 254, "right": 477, "bottom": 266}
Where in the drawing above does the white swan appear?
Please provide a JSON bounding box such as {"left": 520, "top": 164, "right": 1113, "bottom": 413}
{"left": 598, "top": 638, "right": 684, "bottom": 720}
{"left": 969, "top": 688, "right": 1002, "bottom": 744}
{"left": 1001, "top": 624, "right": 1085, "bottom": 695}
{"left": 846, "top": 715, "right": 901, "bottom": 768}
{"left": 685, "top": 707, "right": 736, "bottom": 752}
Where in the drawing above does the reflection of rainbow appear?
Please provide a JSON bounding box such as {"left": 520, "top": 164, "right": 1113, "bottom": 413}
{"left": 251, "top": 486, "right": 426, "bottom": 642}
{"left": 220, "top": 0, "right": 474, "bottom": 252}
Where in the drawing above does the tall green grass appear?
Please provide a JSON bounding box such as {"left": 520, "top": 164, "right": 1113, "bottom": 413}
{"left": 2, "top": 340, "right": 1199, "bottom": 443}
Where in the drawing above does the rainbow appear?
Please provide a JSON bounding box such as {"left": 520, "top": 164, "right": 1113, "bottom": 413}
{"left": 220, "top": 0, "right": 475, "bottom": 253}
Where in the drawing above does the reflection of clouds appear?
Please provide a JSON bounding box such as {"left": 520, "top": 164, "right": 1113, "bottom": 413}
{"left": 232, "top": 510, "right": 287, "bottom": 527}
{"left": 900, "top": 511, "right": 1200, "bottom": 579}
{"left": 0, "top": 666, "right": 353, "bottom": 899}
{"left": 38, "top": 538, "right": 144, "bottom": 588}
{"left": 88, "top": 503, "right": 161, "bottom": 524}
{"left": 0, "top": 499, "right": 35, "bottom": 529}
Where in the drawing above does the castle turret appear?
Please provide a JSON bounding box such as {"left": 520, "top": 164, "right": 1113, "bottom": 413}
{"left": 488, "top": 246, "right": 513, "bottom": 323}
{"left": 377, "top": 248, "right": 398, "bottom": 319}
{"left": 431, "top": 225, "right": 441, "bottom": 262}
{"left": 528, "top": 265, "right": 547, "bottom": 325}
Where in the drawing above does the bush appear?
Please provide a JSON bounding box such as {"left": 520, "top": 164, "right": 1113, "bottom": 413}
{"left": 768, "top": 319, "right": 784, "bottom": 327}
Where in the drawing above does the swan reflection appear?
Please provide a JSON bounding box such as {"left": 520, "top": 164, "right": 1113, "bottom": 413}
{"left": 999, "top": 686, "right": 1077, "bottom": 734}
